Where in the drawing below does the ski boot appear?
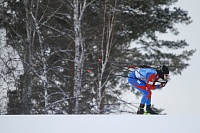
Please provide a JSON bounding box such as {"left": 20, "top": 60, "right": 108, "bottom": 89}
{"left": 146, "top": 104, "right": 157, "bottom": 115}
{"left": 137, "top": 104, "right": 145, "bottom": 114}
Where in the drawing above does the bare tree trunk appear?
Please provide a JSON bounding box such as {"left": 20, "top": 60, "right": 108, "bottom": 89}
{"left": 36, "top": 22, "right": 48, "bottom": 114}
{"left": 22, "top": 0, "right": 35, "bottom": 114}
{"left": 73, "top": 0, "right": 92, "bottom": 114}
{"left": 73, "top": 0, "right": 83, "bottom": 114}
{"left": 97, "top": 0, "right": 116, "bottom": 114}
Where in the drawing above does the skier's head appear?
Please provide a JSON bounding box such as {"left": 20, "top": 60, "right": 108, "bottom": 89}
{"left": 156, "top": 65, "right": 169, "bottom": 80}
{"left": 162, "top": 65, "right": 169, "bottom": 74}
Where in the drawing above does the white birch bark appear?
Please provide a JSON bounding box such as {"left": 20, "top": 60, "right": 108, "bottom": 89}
{"left": 73, "top": 0, "right": 94, "bottom": 114}
{"left": 73, "top": 0, "right": 82, "bottom": 114}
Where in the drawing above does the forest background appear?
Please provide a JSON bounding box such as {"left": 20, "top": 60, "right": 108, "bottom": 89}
{"left": 0, "top": 0, "right": 195, "bottom": 115}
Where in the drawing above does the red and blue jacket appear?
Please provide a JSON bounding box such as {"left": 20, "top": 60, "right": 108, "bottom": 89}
{"left": 128, "top": 68, "right": 160, "bottom": 90}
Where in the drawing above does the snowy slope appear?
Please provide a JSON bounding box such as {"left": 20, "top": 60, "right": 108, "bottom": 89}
{"left": 1, "top": 115, "right": 199, "bottom": 133}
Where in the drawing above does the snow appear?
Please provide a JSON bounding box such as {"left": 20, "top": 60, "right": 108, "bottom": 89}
{"left": 0, "top": 29, "right": 24, "bottom": 114}
{"left": 0, "top": 115, "right": 199, "bottom": 133}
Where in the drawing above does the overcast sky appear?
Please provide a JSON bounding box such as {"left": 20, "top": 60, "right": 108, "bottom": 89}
{"left": 152, "top": 0, "right": 200, "bottom": 115}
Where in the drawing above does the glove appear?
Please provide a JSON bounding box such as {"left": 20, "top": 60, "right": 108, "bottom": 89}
{"left": 160, "top": 83, "right": 166, "bottom": 88}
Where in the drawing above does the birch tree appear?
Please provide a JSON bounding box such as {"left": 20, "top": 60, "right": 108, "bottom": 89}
{"left": 73, "top": 0, "right": 95, "bottom": 114}
{"left": 96, "top": 0, "right": 118, "bottom": 114}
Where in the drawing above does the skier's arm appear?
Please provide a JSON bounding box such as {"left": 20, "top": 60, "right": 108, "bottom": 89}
{"left": 146, "top": 74, "right": 160, "bottom": 90}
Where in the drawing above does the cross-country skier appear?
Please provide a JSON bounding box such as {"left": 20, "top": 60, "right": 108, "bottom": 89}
{"left": 128, "top": 65, "right": 169, "bottom": 114}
